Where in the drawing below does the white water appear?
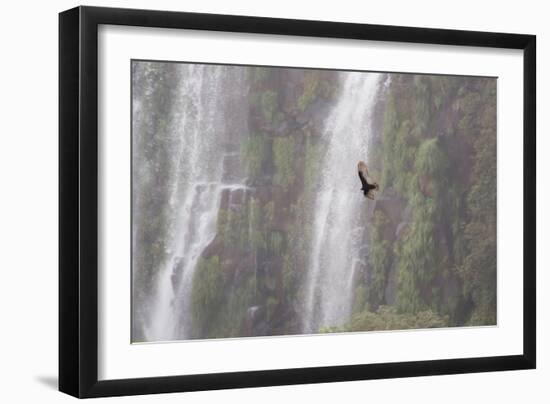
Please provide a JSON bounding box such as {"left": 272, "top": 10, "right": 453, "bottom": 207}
{"left": 302, "top": 72, "right": 382, "bottom": 333}
{"left": 144, "top": 65, "right": 249, "bottom": 342}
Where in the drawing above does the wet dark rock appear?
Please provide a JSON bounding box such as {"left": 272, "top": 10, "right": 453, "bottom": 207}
{"left": 242, "top": 305, "right": 268, "bottom": 336}
{"left": 254, "top": 185, "right": 273, "bottom": 203}
{"left": 402, "top": 204, "right": 413, "bottom": 222}
{"left": 202, "top": 234, "right": 223, "bottom": 259}
{"left": 273, "top": 119, "right": 291, "bottom": 135}
{"left": 358, "top": 244, "right": 370, "bottom": 259}
{"left": 228, "top": 188, "right": 246, "bottom": 209}
{"left": 296, "top": 99, "right": 330, "bottom": 128}
{"left": 418, "top": 175, "right": 433, "bottom": 197}
{"left": 219, "top": 189, "right": 231, "bottom": 211}
{"left": 267, "top": 304, "right": 297, "bottom": 336}
{"left": 221, "top": 153, "right": 243, "bottom": 182}
{"left": 395, "top": 221, "right": 410, "bottom": 239}
{"left": 352, "top": 258, "right": 368, "bottom": 285}
{"left": 373, "top": 194, "right": 405, "bottom": 226}
{"left": 170, "top": 256, "right": 185, "bottom": 292}
{"left": 220, "top": 187, "right": 251, "bottom": 212}
{"left": 259, "top": 261, "right": 278, "bottom": 292}
{"left": 442, "top": 274, "right": 460, "bottom": 303}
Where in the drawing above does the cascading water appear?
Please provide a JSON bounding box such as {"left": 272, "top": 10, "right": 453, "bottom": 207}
{"left": 139, "top": 64, "right": 250, "bottom": 342}
{"left": 302, "top": 72, "right": 382, "bottom": 333}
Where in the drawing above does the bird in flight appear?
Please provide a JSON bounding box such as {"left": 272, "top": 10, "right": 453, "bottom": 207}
{"left": 357, "top": 161, "right": 379, "bottom": 200}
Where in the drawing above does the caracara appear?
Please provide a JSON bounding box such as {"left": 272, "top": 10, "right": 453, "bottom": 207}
{"left": 357, "top": 161, "right": 379, "bottom": 200}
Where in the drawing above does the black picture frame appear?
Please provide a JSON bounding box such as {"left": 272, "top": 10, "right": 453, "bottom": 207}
{"left": 59, "top": 5, "right": 536, "bottom": 398}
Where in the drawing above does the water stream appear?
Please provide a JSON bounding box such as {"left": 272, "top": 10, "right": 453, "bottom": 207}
{"left": 143, "top": 64, "right": 249, "bottom": 341}
{"left": 302, "top": 72, "right": 382, "bottom": 333}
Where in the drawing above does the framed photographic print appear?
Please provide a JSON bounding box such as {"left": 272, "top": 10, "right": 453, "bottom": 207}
{"left": 59, "top": 6, "right": 536, "bottom": 398}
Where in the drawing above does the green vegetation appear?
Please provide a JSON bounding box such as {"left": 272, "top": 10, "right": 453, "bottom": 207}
{"left": 282, "top": 252, "right": 298, "bottom": 302}
{"left": 248, "top": 198, "right": 266, "bottom": 250}
{"left": 363, "top": 74, "right": 497, "bottom": 328}
{"left": 297, "top": 71, "right": 336, "bottom": 111}
{"left": 252, "top": 66, "right": 270, "bottom": 84}
{"left": 273, "top": 136, "right": 296, "bottom": 188}
{"left": 191, "top": 256, "right": 224, "bottom": 335}
{"left": 320, "top": 306, "right": 447, "bottom": 333}
{"left": 457, "top": 80, "right": 497, "bottom": 325}
{"left": 304, "top": 138, "right": 322, "bottom": 192}
{"left": 366, "top": 210, "right": 393, "bottom": 309}
{"left": 260, "top": 90, "right": 278, "bottom": 122}
{"left": 242, "top": 134, "right": 269, "bottom": 179}
{"left": 269, "top": 231, "right": 285, "bottom": 254}
{"left": 297, "top": 72, "right": 320, "bottom": 112}
{"left": 348, "top": 306, "right": 448, "bottom": 331}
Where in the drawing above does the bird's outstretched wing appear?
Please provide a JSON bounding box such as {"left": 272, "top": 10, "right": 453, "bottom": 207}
{"left": 357, "top": 161, "right": 378, "bottom": 199}
{"left": 358, "top": 171, "right": 369, "bottom": 195}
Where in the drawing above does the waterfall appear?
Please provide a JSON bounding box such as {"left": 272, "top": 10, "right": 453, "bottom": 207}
{"left": 140, "top": 64, "right": 249, "bottom": 342}
{"left": 302, "top": 72, "right": 382, "bottom": 333}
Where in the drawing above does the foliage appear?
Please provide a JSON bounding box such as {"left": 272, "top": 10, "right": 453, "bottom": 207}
{"left": 266, "top": 296, "right": 279, "bottom": 322}
{"left": 252, "top": 66, "right": 270, "bottom": 84}
{"left": 191, "top": 256, "right": 224, "bottom": 334}
{"left": 320, "top": 306, "right": 448, "bottom": 333}
{"left": 260, "top": 90, "right": 278, "bottom": 122}
{"left": 273, "top": 136, "right": 296, "bottom": 188}
{"left": 248, "top": 198, "right": 266, "bottom": 250}
{"left": 217, "top": 208, "right": 247, "bottom": 249}
{"left": 456, "top": 81, "right": 497, "bottom": 325}
{"left": 242, "top": 134, "right": 269, "bottom": 179}
{"left": 352, "top": 284, "right": 368, "bottom": 315}
{"left": 282, "top": 252, "right": 298, "bottom": 302}
{"left": 268, "top": 231, "right": 285, "bottom": 254}
{"left": 412, "top": 76, "right": 432, "bottom": 136}
{"left": 347, "top": 306, "right": 448, "bottom": 331}
{"left": 415, "top": 138, "right": 448, "bottom": 177}
{"left": 207, "top": 274, "right": 257, "bottom": 338}
{"left": 366, "top": 74, "right": 496, "bottom": 327}
{"left": 297, "top": 72, "right": 320, "bottom": 112}
{"left": 304, "top": 138, "right": 322, "bottom": 192}
{"left": 367, "top": 210, "right": 393, "bottom": 309}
